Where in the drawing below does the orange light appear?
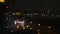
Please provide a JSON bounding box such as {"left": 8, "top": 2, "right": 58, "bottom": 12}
{"left": 0, "top": 0, "right": 4, "bottom": 2}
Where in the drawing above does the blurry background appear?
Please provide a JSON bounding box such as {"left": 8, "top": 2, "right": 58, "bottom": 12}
{"left": 0, "top": 0, "right": 60, "bottom": 34}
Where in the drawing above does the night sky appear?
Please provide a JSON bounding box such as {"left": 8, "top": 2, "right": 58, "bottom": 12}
{"left": 6, "top": 0, "right": 60, "bottom": 10}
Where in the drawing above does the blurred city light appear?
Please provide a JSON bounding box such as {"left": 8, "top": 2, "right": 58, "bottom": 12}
{"left": 14, "top": 19, "right": 25, "bottom": 28}
{"left": 29, "top": 28, "right": 32, "bottom": 30}
{"left": 26, "top": 25, "right": 29, "bottom": 28}
{"left": 48, "top": 26, "right": 51, "bottom": 28}
{"left": 0, "top": 0, "right": 4, "bottom": 3}
{"left": 30, "top": 21, "right": 32, "bottom": 24}
{"left": 38, "top": 24, "right": 40, "bottom": 26}
{"left": 12, "top": 12, "right": 21, "bottom": 15}
{"left": 38, "top": 32, "right": 40, "bottom": 34}
{"left": 36, "top": 12, "right": 38, "bottom": 15}
{"left": 6, "top": 26, "right": 9, "bottom": 28}
{"left": 16, "top": 25, "right": 20, "bottom": 29}
{"left": 41, "top": 14, "right": 46, "bottom": 16}
{"left": 6, "top": 18, "right": 8, "bottom": 20}
{"left": 11, "top": 30, "right": 13, "bottom": 32}
{"left": 6, "top": 6, "right": 8, "bottom": 8}
{"left": 12, "top": 13, "right": 15, "bottom": 15}
{"left": 23, "top": 27, "right": 25, "bottom": 30}
{"left": 37, "top": 29, "right": 40, "bottom": 31}
{"left": 15, "top": 12, "right": 21, "bottom": 15}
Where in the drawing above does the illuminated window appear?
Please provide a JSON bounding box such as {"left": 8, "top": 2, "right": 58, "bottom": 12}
{"left": 0, "top": 0, "right": 4, "bottom": 2}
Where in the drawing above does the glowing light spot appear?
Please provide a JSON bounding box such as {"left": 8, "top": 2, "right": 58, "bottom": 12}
{"left": 6, "top": 6, "right": 8, "bottom": 8}
{"left": 12, "top": 13, "right": 15, "bottom": 15}
{"left": 48, "top": 26, "right": 51, "bottom": 28}
{"left": 16, "top": 25, "right": 20, "bottom": 29}
{"left": 14, "top": 20, "right": 17, "bottom": 25}
{"left": 23, "top": 27, "right": 25, "bottom": 30}
{"left": 0, "top": 0, "right": 4, "bottom": 2}
{"left": 11, "top": 30, "right": 13, "bottom": 32}
{"left": 37, "top": 29, "right": 40, "bottom": 31}
{"left": 30, "top": 21, "right": 32, "bottom": 24}
{"left": 14, "top": 20, "right": 25, "bottom": 29}
{"left": 38, "top": 32, "right": 40, "bottom": 34}
{"left": 38, "top": 24, "right": 40, "bottom": 26}
{"left": 26, "top": 25, "right": 29, "bottom": 28}
{"left": 30, "top": 28, "right": 32, "bottom": 30}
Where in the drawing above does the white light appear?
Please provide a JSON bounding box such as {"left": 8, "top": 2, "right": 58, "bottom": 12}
{"left": 38, "top": 24, "right": 40, "bottom": 26}
{"left": 16, "top": 25, "right": 20, "bottom": 29}
{"left": 48, "top": 26, "right": 51, "bottom": 28}
{"left": 14, "top": 20, "right": 17, "bottom": 25}
{"left": 14, "top": 20, "right": 25, "bottom": 28}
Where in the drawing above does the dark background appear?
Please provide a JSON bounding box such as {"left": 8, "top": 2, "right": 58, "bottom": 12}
{"left": 5, "top": 0, "right": 60, "bottom": 10}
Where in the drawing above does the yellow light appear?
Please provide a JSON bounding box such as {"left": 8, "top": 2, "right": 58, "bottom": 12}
{"left": 38, "top": 32, "right": 40, "bottom": 34}
{"left": 16, "top": 25, "right": 19, "bottom": 29}
{"left": 0, "top": 0, "right": 4, "bottom": 2}
{"left": 26, "top": 25, "right": 29, "bottom": 28}
{"left": 16, "top": 13, "right": 21, "bottom": 15}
